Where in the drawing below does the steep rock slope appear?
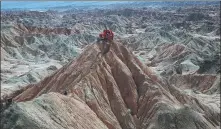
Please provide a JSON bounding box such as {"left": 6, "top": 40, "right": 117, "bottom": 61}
{"left": 1, "top": 93, "right": 109, "bottom": 129}
{"left": 1, "top": 41, "right": 220, "bottom": 129}
{"left": 1, "top": 4, "right": 220, "bottom": 98}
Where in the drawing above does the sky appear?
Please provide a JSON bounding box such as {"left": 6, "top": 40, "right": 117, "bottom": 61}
{"left": 1, "top": 1, "right": 127, "bottom": 10}
{"left": 2, "top": 1, "right": 219, "bottom": 10}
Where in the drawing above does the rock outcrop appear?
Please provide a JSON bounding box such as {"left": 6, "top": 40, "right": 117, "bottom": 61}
{"left": 1, "top": 93, "right": 109, "bottom": 129}
{"left": 1, "top": 41, "right": 220, "bottom": 129}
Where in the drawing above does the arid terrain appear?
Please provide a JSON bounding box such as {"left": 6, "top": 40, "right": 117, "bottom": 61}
{"left": 1, "top": 2, "right": 220, "bottom": 129}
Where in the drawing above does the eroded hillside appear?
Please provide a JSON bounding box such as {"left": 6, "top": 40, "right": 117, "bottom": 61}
{"left": 1, "top": 2, "right": 220, "bottom": 129}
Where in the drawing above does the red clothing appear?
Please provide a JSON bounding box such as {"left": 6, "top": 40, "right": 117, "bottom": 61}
{"left": 99, "top": 30, "right": 114, "bottom": 40}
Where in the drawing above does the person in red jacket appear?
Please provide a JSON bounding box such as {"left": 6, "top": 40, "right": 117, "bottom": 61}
{"left": 97, "top": 29, "right": 114, "bottom": 55}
